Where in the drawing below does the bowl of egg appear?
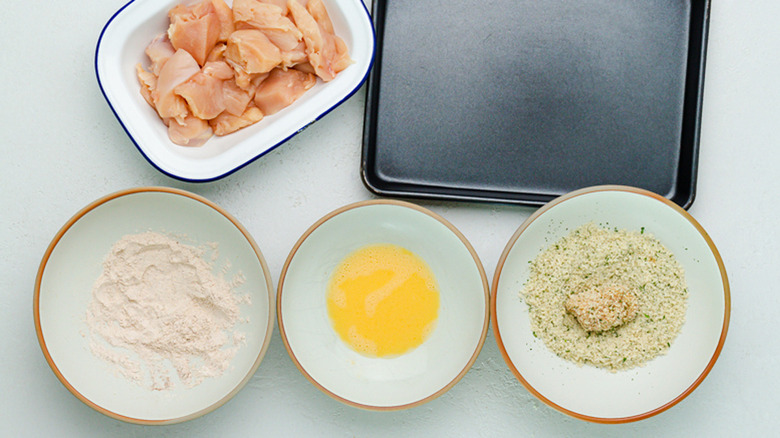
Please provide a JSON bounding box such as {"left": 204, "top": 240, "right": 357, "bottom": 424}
{"left": 278, "top": 200, "right": 490, "bottom": 410}
{"left": 95, "top": 0, "right": 375, "bottom": 181}
{"left": 492, "top": 185, "right": 730, "bottom": 423}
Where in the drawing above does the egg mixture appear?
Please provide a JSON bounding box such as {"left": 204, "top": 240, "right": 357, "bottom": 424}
{"left": 326, "top": 243, "right": 440, "bottom": 357}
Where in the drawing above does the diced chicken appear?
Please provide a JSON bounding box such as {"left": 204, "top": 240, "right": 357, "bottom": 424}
{"left": 138, "top": 0, "right": 350, "bottom": 146}
{"left": 306, "top": 0, "right": 352, "bottom": 73}
{"left": 174, "top": 63, "right": 232, "bottom": 120}
{"left": 264, "top": 28, "right": 304, "bottom": 54}
{"left": 306, "top": 0, "right": 333, "bottom": 34}
{"left": 224, "top": 61, "right": 261, "bottom": 90}
{"left": 222, "top": 78, "right": 256, "bottom": 116}
{"left": 207, "top": 43, "right": 227, "bottom": 62}
{"left": 145, "top": 33, "right": 176, "bottom": 76}
{"left": 287, "top": 0, "right": 350, "bottom": 81}
{"left": 253, "top": 67, "right": 315, "bottom": 115}
{"left": 168, "top": 0, "right": 221, "bottom": 66}
{"left": 152, "top": 49, "right": 201, "bottom": 123}
{"left": 136, "top": 64, "right": 157, "bottom": 108}
{"left": 565, "top": 285, "right": 639, "bottom": 333}
{"left": 210, "top": 106, "right": 265, "bottom": 135}
{"left": 292, "top": 61, "right": 316, "bottom": 75}
{"left": 233, "top": 23, "right": 304, "bottom": 68}
{"left": 225, "top": 29, "right": 282, "bottom": 74}
{"left": 167, "top": 113, "right": 213, "bottom": 146}
{"left": 233, "top": 0, "right": 303, "bottom": 52}
{"left": 332, "top": 35, "right": 352, "bottom": 73}
{"left": 202, "top": 60, "right": 234, "bottom": 80}
{"left": 260, "top": 0, "right": 292, "bottom": 15}
{"left": 210, "top": 0, "right": 235, "bottom": 42}
{"left": 233, "top": 0, "right": 284, "bottom": 26}
{"left": 280, "top": 40, "right": 308, "bottom": 68}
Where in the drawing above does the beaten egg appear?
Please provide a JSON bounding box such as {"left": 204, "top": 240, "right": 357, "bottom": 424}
{"left": 326, "top": 244, "right": 440, "bottom": 357}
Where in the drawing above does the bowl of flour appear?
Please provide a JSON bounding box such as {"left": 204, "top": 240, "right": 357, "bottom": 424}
{"left": 34, "top": 187, "right": 274, "bottom": 424}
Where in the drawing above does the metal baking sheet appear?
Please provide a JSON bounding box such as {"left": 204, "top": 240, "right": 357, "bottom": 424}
{"left": 362, "top": 0, "right": 710, "bottom": 209}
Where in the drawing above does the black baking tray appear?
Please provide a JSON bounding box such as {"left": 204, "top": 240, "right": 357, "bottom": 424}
{"left": 362, "top": 0, "right": 710, "bottom": 209}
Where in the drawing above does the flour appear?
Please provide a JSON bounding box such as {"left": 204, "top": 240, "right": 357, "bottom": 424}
{"left": 85, "top": 231, "right": 249, "bottom": 391}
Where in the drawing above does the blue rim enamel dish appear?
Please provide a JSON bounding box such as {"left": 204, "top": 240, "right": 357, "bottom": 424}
{"left": 95, "top": 0, "right": 375, "bottom": 182}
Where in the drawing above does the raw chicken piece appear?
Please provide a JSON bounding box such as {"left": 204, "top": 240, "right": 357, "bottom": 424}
{"left": 202, "top": 60, "right": 234, "bottom": 79}
{"left": 306, "top": 0, "right": 333, "bottom": 34}
{"left": 145, "top": 33, "right": 176, "bottom": 76}
{"left": 222, "top": 78, "right": 256, "bottom": 116}
{"left": 167, "top": 113, "right": 214, "bottom": 146}
{"left": 233, "top": 0, "right": 285, "bottom": 27}
{"left": 210, "top": 0, "right": 235, "bottom": 42}
{"left": 292, "top": 61, "right": 316, "bottom": 75}
{"left": 225, "top": 29, "right": 282, "bottom": 74}
{"left": 331, "top": 35, "right": 352, "bottom": 73}
{"left": 308, "top": 0, "right": 352, "bottom": 75}
{"left": 280, "top": 40, "right": 308, "bottom": 69}
{"left": 287, "top": 0, "right": 350, "bottom": 81}
{"left": 168, "top": 0, "right": 221, "bottom": 66}
{"left": 263, "top": 27, "right": 304, "bottom": 54}
{"left": 253, "top": 67, "right": 315, "bottom": 115}
{"left": 251, "top": 71, "right": 271, "bottom": 87}
{"left": 136, "top": 64, "right": 157, "bottom": 108}
{"left": 210, "top": 106, "right": 265, "bottom": 135}
{"left": 233, "top": 0, "right": 303, "bottom": 52}
{"left": 227, "top": 62, "right": 256, "bottom": 89}
{"left": 152, "top": 49, "right": 201, "bottom": 123}
{"left": 207, "top": 43, "right": 228, "bottom": 62}
{"left": 260, "top": 0, "right": 291, "bottom": 15}
{"left": 175, "top": 61, "right": 234, "bottom": 120}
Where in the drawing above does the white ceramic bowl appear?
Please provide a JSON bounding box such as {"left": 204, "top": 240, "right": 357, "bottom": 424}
{"left": 95, "top": 0, "right": 375, "bottom": 181}
{"left": 278, "top": 200, "right": 489, "bottom": 409}
{"left": 492, "top": 185, "right": 730, "bottom": 423}
{"left": 34, "top": 187, "right": 274, "bottom": 424}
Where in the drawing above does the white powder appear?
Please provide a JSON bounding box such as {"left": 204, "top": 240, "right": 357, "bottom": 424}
{"left": 85, "top": 231, "right": 249, "bottom": 391}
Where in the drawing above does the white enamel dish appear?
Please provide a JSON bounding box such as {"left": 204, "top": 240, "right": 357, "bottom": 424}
{"left": 491, "top": 185, "right": 730, "bottom": 423}
{"left": 95, "top": 0, "right": 375, "bottom": 181}
{"left": 278, "top": 200, "right": 490, "bottom": 410}
{"left": 34, "top": 187, "right": 275, "bottom": 424}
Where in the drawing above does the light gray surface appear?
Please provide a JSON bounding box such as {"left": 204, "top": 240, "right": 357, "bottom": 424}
{"left": 1, "top": 0, "right": 777, "bottom": 435}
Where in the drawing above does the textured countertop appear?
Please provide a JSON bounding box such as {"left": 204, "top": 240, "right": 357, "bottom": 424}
{"left": 1, "top": 0, "right": 778, "bottom": 435}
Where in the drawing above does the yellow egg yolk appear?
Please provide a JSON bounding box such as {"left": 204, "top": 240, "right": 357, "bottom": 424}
{"left": 326, "top": 244, "right": 440, "bottom": 357}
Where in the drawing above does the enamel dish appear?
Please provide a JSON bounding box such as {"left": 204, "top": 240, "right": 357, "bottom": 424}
{"left": 492, "top": 185, "right": 730, "bottom": 422}
{"left": 34, "top": 187, "right": 274, "bottom": 424}
{"left": 278, "top": 200, "right": 490, "bottom": 410}
{"left": 95, "top": 0, "right": 375, "bottom": 181}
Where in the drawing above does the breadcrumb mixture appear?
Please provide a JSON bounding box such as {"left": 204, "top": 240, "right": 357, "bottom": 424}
{"left": 520, "top": 222, "right": 688, "bottom": 371}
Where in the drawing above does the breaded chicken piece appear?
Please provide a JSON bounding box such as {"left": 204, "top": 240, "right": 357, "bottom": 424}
{"left": 565, "top": 285, "right": 639, "bottom": 332}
